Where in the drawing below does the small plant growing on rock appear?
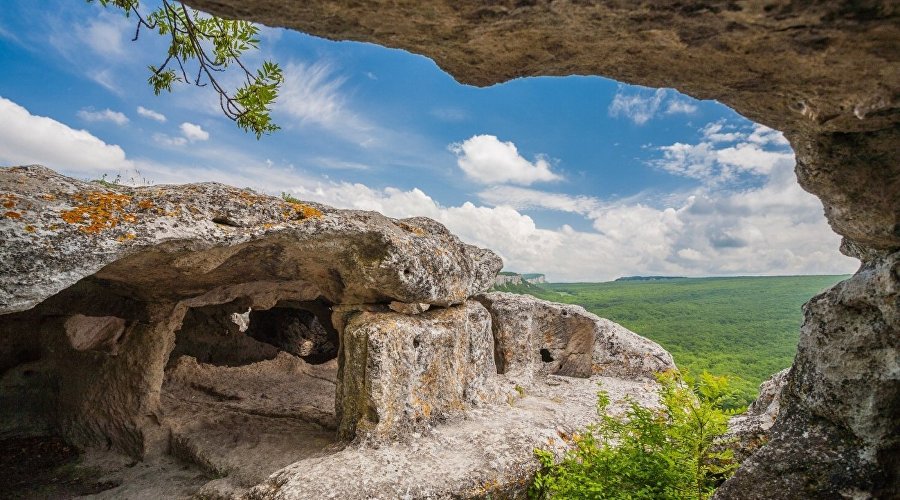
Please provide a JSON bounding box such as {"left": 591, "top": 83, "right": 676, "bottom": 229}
{"left": 530, "top": 371, "right": 738, "bottom": 499}
{"left": 281, "top": 192, "right": 303, "bottom": 204}
{"left": 91, "top": 173, "right": 122, "bottom": 188}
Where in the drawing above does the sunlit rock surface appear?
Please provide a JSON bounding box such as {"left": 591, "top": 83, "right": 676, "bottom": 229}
{"left": 0, "top": 166, "right": 677, "bottom": 498}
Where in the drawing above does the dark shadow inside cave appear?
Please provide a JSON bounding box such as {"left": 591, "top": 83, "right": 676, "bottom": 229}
{"left": 161, "top": 297, "right": 341, "bottom": 487}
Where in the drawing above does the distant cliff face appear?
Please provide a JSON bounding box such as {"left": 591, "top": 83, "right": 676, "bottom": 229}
{"left": 494, "top": 272, "right": 545, "bottom": 287}
{"left": 179, "top": 2, "right": 898, "bottom": 497}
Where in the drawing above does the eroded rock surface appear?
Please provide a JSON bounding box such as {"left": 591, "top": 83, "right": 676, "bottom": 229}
{"left": 477, "top": 292, "right": 676, "bottom": 383}
{"left": 0, "top": 166, "right": 681, "bottom": 498}
{"left": 0, "top": 165, "right": 501, "bottom": 314}
{"left": 726, "top": 368, "right": 789, "bottom": 462}
{"left": 336, "top": 300, "right": 500, "bottom": 442}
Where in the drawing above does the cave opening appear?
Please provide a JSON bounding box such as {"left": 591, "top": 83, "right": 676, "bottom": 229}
{"left": 161, "top": 296, "right": 341, "bottom": 487}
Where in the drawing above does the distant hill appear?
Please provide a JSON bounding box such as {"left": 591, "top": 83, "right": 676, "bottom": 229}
{"left": 504, "top": 275, "right": 849, "bottom": 406}
{"left": 615, "top": 275, "right": 686, "bottom": 281}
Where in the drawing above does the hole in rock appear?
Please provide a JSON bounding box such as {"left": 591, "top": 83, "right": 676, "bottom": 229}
{"left": 161, "top": 297, "right": 340, "bottom": 487}
{"left": 246, "top": 304, "right": 338, "bottom": 365}
{"left": 540, "top": 348, "right": 554, "bottom": 363}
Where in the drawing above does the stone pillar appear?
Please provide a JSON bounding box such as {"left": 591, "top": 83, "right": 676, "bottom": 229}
{"left": 51, "top": 302, "right": 184, "bottom": 458}
{"left": 335, "top": 300, "right": 498, "bottom": 442}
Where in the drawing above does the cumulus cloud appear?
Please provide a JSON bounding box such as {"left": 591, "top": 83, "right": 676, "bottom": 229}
{"left": 0, "top": 96, "right": 132, "bottom": 173}
{"left": 77, "top": 107, "right": 129, "bottom": 125}
{"left": 609, "top": 87, "right": 698, "bottom": 125}
{"left": 449, "top": 135, "right": 562, "bottom": 185}
{"left": 152, "top": 122, "right": 210, "bottom": 147}
{"left": 478, "top": 185, "right": 602, "bottom": 214}
{"left": 180, "top": 122, "right": 209, "bottom": 142}
{"left": 288, "top": 152, "right": 857, "bottom": 282}
{"left": 137, "top": 106, "right": 167, "bottom": 122}
{"left": 653, "top": 122, "right": 794, "bottom": 184}
{"left": 288, "top": 119, "right": 855, "bottom": 280}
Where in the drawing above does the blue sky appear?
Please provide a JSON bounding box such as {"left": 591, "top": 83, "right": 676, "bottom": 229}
{"left": 0, "top": 0, "right": 858, "bottom": 281}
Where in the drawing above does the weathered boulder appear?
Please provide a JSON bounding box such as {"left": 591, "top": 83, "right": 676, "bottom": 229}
{"left": 335, "top": 300, "right": 500, "bottom": 442}
{"left": 477, "top": 292, "right": 676, "bottom": 383}
{"left": 726, "top": 368, "right": 789, "bottom": 462}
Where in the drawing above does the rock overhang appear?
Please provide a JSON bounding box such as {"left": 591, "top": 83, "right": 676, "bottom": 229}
{"left": 0, "top": 165, "right": 502, "bottom": 313}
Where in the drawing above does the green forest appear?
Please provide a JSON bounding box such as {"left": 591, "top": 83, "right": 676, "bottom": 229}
{"left": 500, "top": 275, "right": 848, "bottom": 406}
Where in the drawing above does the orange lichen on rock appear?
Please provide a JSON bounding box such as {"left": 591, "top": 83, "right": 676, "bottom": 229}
{"left": 137, "top": 199, "right": 154, "bottom": 210}
{"left": 398, "top": 221, "right": 426, "bottom": 236}
{"left": 2, "top": 194, "right": 16, "bottom": 209}
{"left": 238, "top": 190, "right": 267, "bottom": 205}
{"left": 285, "top": 201, "right": 323, "bottom": 220}
{"left": 4, "top": 211, "right": 22, "bottom": 219}
{"left": 24, "top": 225, "right": 36, "bottom": 233}
{"left": 116, "top": 233, "right": 136, "bottom": 242}
{"left": 60, "top": 191, "right": 133, "bottom": 233}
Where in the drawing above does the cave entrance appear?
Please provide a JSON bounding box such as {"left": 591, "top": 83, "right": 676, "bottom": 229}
{"left": 161, "top": 297, "right": 340, "bottom": 487}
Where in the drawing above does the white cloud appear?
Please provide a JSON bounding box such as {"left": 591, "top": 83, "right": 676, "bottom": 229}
{"left": 478, "top": 185, "right": 602, "bottom": 214}
{"left": 449, "top": 135, "right": 562, "bottom": 185}
{"left": 153, "top": 122, "right": 210, "bottom": 147}
{"left": 701, "top": 122, "right": 742, "bottom": 143}
{"left": 276, "top": 60, "right": 395, "bottom": 148}
{"left": 137, "top": 106, "right": 167, "bottom": 122}
{"left": 180, "top": 122, "right": 209, "bottom": 142}
{"left": 89, "top": 69, "right": 122, "bottom": 95}
{"left": 74, "top": 13, "right": 130, "bottom": 59}
{"left": 288, "top": 155, "right": 857, "bottom": 282}
{"left": 0, "top": 96, "right": 132, "bottom": 173}
{"left": 430, "top": 107, "right": 468, "bottom": 122}
{"left": 278, "top": 61, "right": 349, "bottom": 127}
{"left": 747, "top": 123, "right": 790, "bottom": 147}
{"left": 0, "top": 94, "right": 852, "bottom": 282}
{"left": 609, "top": 87, "right": 699, "bottom": 124}
{"left": 153, "top": 133, "right": 187, "bottom": 147}
{"left": 653, "top": 122, "right": 794, "bottom": 184}
{"left": 665, "top": 99, "right": 698, "bottom": 115}
{"left": 609, "top": 88, "right": 666, "bottom": 125}
{"left": 77, "top": 108, "right": 129, "bottom": 125}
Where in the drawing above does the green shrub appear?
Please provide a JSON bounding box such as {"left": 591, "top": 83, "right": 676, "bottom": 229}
{"left": 530, "top": 372, "right": 738, "bottom": 499}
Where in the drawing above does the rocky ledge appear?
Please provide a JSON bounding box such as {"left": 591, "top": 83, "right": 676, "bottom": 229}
{"left": 0, "top": 165, "right": 676, "bottom": 498}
